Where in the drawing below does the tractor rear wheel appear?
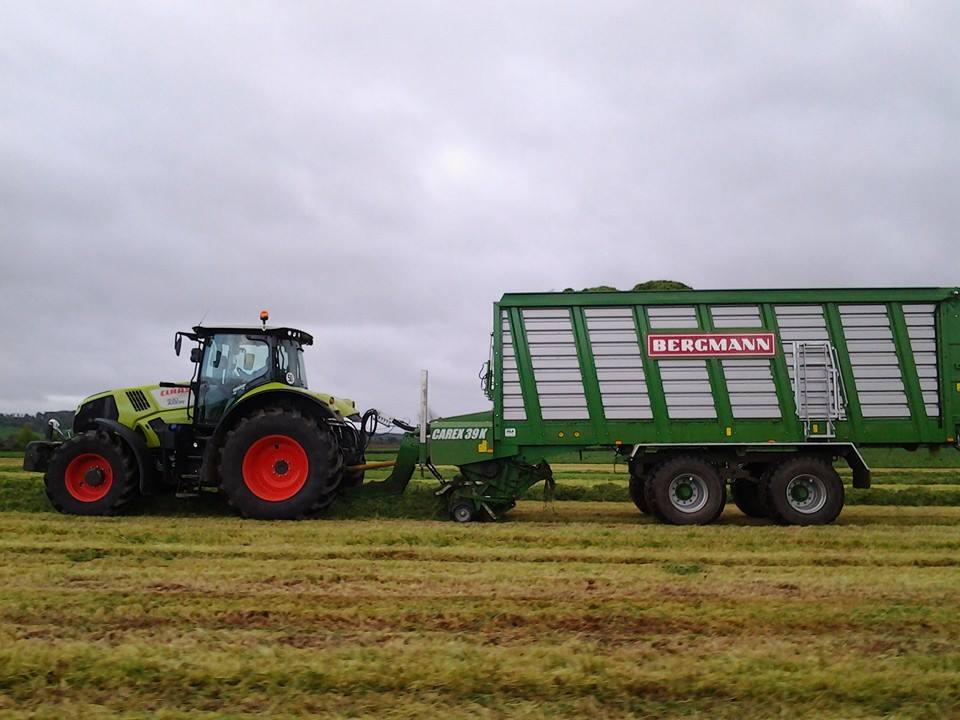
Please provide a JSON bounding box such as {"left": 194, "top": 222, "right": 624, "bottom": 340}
{"left": 644, "top": 456, "right": 724, "bottom": 525}
{"left": 44, "top": 431, "right": 138, "bottom": 515}
{"left": 731, "top": 478, "right": 769, "bottom": 519}
{"left": 341, "top": 452, "right": 365, "bottom": 490}
{"left": 220, "top": 408, "right": 342, "bottom": 519}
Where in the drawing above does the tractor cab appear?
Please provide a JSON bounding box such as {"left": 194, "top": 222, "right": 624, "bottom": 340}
{"left": 176, "top": 321, "right": 314, "bottom": 427}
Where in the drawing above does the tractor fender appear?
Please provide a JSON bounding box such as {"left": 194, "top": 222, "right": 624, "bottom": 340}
{"left": 92, "top": 419, "right": 154, "bottom": 493}
{"left": 214, "top": 388, "right": 338, "bottom": 442}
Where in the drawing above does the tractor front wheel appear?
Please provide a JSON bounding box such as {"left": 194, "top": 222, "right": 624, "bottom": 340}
{"left": 44, "top": 431, "right": 138, "bottom": 515}
{"left": 220, "top": 408, "right": 342, "bottom": 519}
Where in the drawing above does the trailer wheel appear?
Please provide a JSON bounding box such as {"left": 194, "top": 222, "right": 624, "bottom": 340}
{"left": 450, "top": 499, "right": 477, "bottom": 523}
{"left": 644, "top": 457, "right": 724, "bottom": 525}
{"left": 708, "top": 481, "right": 728, "bottom": 523}
{"left": 767, "top": 457, "right": 844, "bottom": 526}
{"left": 731, "top": 478, "right": 769, "bottom": 519}
{"left": 44, "top": 431, "right": 138, "bottom": 515}
{"left": 220, "top": 408, "right": 342, "bottom": 519}
{"left": 628, "top": 474, "right": 649, "bottom": 514}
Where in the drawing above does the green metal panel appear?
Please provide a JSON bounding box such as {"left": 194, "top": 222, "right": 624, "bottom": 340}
{"left": 760, "top": 302, "right": 798, "bottom": 433}
{"left": 889, "top": 302, "right": 927, "bottom": 436}
{"left": 695, "top": 304, "right": 733, "bottom": 433}
{"left": 823, "top": 302, "right": 864, "bottom": 437}
{"left": 634, "top": 305, "right": 669, "bottom": 438}
{"left": 569, "top": 306, "right": 606, "bottom": 440}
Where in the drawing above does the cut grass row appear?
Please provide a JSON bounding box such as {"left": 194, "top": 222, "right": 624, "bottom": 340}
{"left": 0, "top": 505, "right": 959, "bottom": 717}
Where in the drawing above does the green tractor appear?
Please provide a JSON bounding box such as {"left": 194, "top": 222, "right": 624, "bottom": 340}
{"left": 24, "top": 314, "right": 416, "bottom": 519}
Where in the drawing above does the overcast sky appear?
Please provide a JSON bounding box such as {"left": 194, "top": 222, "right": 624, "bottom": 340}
{"left": 1, "top": 1, "right": 957, "bottom": 418}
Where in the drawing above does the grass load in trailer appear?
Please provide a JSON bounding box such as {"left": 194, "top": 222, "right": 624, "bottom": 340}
{"left": 23, "top": 288, "right": 960, "bottom": 525}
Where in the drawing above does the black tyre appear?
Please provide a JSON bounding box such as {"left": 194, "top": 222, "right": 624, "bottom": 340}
{"left": 766, "top": 456, "right": 844, "bottom": 526}
{"left": 341, "top": 453, "right": 365, "bottom": 490}
{"left": 731, "top": 478, "right": 769, "bottom": 519}
{"left": 644, "top": 456, "right": 724, "bottom": 525}
{"left": 628, "top": 474, "right": 649, "bottom": 514}
{"left": 44, "top": 431, "right": 138, "bottom": 515}
{"left": 450, "top": 499, "right": 477, "bottom": 523}
{"left": 219, "top": 408, "right": 342, "bottom": 519}
{"left": 708, "top": 480, "right": 728, "bottom": 523}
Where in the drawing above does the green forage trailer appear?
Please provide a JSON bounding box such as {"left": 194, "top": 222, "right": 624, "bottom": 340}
{"left": 420, "top": 287, "right": 960, "bottom": 525}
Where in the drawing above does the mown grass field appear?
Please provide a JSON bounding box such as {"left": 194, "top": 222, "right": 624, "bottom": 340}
{"left": 2, "top": 455, "right": 960, "bottom": 718}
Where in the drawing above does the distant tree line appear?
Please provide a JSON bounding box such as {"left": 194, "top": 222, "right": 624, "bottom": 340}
{"left": 563, "top": 280, "right": 692, "bottom": 292}
{"left": 0, "top": 411, "right": 73, "bottom": 450}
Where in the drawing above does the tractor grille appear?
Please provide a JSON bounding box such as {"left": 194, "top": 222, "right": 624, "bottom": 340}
{"left": 126, "top": 390, "right": 152, "bottom": 412}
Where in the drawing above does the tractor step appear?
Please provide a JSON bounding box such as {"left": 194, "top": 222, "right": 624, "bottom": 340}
{"left": 175, "top": 472, "right": 201, "bottom": 498}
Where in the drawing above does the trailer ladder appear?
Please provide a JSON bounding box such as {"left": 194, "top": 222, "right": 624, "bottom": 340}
{"left": 792, "top": 341, "right": 845, "bottom": 438}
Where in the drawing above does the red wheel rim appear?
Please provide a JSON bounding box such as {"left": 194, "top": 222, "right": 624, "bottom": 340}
{"left": 241, "top": 434, "right": 309, "bottom": 502}
{"left": 64, "top": 453, "right": 114, "bottom": 502}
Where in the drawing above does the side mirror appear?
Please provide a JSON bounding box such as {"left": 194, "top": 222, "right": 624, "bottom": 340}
{"left": 174, "top": 333, "right": 183, "bottom": 356}
{"left": 190, "top": 347, "right": 202, "bottom": 364}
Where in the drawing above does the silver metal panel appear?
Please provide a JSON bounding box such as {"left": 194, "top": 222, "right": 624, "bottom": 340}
{"left": 599, "top": 381, "right": 649, "bottom": 393}
{"left": 647, "top": 306, "right": 699, "bottom": 329}
{"left": 594, "top": 355, "right": 646, "bottom": 369}
{"left": 775, "top": 305, "right": 827, "bottom": 315}
{"left": 659, "top": 344, "right": 717, "bottom": 418}
{"left": 536, "top": 381, "right": 588, "bottom": 395}
{"left": 541, "top": 408, "right": 590, "bottom": 420}
{"left": 843, "top": 328, "right": 900, "bottom": 340}
{"left": 526, "top": 330, "right": 582, "bottom": 344}
{"left": 605, "top": 407, "right": 655, "bottom": 419}
{"left": 592, "top": 343, "right": 644, "bottom": 356}
{"left": 587, "top": 329, "right": 642, "bottom": 344}
{"left": 522, "top": 308, "right": 588, "bottom": 420}
{"left": 522, "top": 308, "right": 576, "bottom": 319}
{"left": 839, "top": 304, "right": 910, "bottom": 418}
{"left": 862, "top": 405, "right": 913, "bottom": 418}
{"left": 500, "top": 310, "right": 526, "bottom": 421}
{"left": 846, "top": 340, "right": 897, "bottom": 353}
{"left": 775, "top": 304, "right": 827, "bottom": 377}
{"left": 710, "top": 305, "right": 763, "bottom": 329}
{"left": 668, "top": 406, "right": 719, "bottom": 419}
{"left": 531, "top": 357, "right": 581, "bottom": 369}
{"left": 903, "top": 303, "right": 939, "bottom": 417}
{"left": 584, "top": 307, "right": 651, "bottom": 419}
{"left": 721, "top": 358, "right": 780, "bottom": 419}
{"left": 856, "top": 379, "right": 905, "bottom": 392}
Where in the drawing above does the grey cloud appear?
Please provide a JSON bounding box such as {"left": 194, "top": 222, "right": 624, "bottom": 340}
{"left": 1, "top": 1, "right": 957, "bottom": 415}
